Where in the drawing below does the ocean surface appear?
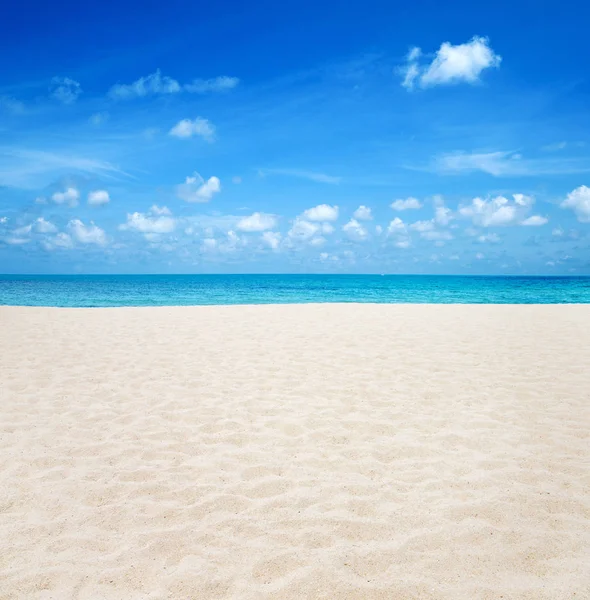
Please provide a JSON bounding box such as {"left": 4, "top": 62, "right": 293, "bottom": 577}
{"left": 1, "top": 275, "right": 589, "bottom": 306}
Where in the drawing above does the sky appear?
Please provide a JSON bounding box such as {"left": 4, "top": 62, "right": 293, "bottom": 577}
{"left": 1, "top": 0, "right": 589, "bottom": 274}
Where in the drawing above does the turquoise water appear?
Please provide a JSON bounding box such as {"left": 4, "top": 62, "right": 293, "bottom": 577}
{"left": 0, "top": 275, "right": 589, "bottom": 306}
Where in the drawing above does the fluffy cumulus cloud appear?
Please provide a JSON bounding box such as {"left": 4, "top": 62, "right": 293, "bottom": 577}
{"left": 52, "top": 187, "right": 80, "bottom": 207}
{"left": 391, "top": 197, "right": 422, "bottom": 210}
{"left": 288, "top": 218, "right": 320, "bottom": 240}
{"left": 342, "top": 218, "right": 368, "bottom": 241}
{"left": 301, "top": 204, "right": 339, "bottom": 221}
{"left": 67, "top": 219, "right": 107, "bottom": 245}
{"left": 459, "top": 194, "right": 546, "bottom": 227}
{"left": 261, "top": 231, "right": 281, "bottom": 249}
{"left": 433, "top": 196, "right": 453, "bottom": 225}
{"left": 35, "top": 217, "right": 57, "bottom": 233}
{"left": 353, "top": 205, "right": 372, "bottom": 220}
{"left": 88, "top": 190, "right": 110, "bottom": 206}
{"left": 387, "top": 217, "right": 406, "bottom": 233}
{"left": 176, "top": 173, "right": 221, "bottom": 202}
{"left": 560, "top": 185, "right": 590, "bottom": 222}
{"left": 401, "top": 36, "right": 501, "bottom": 90}
{"left": 50, "top": 77, "right": 82, "bottom": 104}
{"left": 44, "top": 232, "right": 74, "bottom": 250}
{"left": 108, "top": 70, "right": 239, "bottom": 100}
{"left": 169, "top": 117, "right": 215, "bottom": 141}
{"left": 120, "top": 205, "right": 176, "bottom": 234}
{"left": 236, "top": 212, "right": 277, "bottom": 232}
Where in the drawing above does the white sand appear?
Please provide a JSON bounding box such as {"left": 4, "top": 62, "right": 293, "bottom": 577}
{"left": 1, "top": 304, "right": 589, "bottom": 599}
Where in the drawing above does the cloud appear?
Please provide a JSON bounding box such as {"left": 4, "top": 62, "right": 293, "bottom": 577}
{"left": 560, "top": 185, "right": 590, "bottom": 222}
{"left": 169, "top": 118, "right": 215, "bottom": 141}
{"left": 0, "top": 96, "right": 26, "bottom": 115}
{"left": 409, "top": 220, "right": 435, "bottom": 232}
{"left": 0, "top": 216, "right": 7, "bottom": 224}
{"left": 353, "top": 205, "right": 372, "bottom": 220}
{"left": 301, "top": 204, "right": 339, "bottom": 221}
{"left": 236, "top": 212, "right": 277, "bottom": 232}
{"left": 0, "top": 148, "right": 129, "bottom": 189}
{"left": 387, "top": 217, "right": 406, "bottom": 233}
{"left": 108, "top": 70, "right": 239, "bottom": 100}
{"left": 184, "top": 76, "right": 239, "bottom": 93}
{"left": 44, "top": 232, "right": 73, "bottom": 250}
{"left": 120, "top": 205, "right": 176, "bottom": 234}
{"left": 261, "top": 231, "right": 281, "bottom": 249}
{"left": 35, "top": 217, "right": 57, "bottom": 233}
{"left": 109, "top": 69, "right": 181, "bottom": 99}
{"left": 477, "top": 233, "right": 501, "bottom": 243}
{"left": 476, "top": 252, "right": 485, "bottom": 260}
{"left": 176, "top": 173, "right": 221, "bottom": 202}
{"left": 12, "top": 224, "right": 32, "bottom": 237}
{"left": 52, "top": 187, "right": 80, "bottom": 207}
{"left": 431, "top": 150, "right": 590, "bottom": 177}
{"left": 288, "top": 218, "right": 319, "bottom": 240}
{"left": 459, "top": 194, "right": 537, "bottom": 226}
{"left": 521, "top": 215, "right": 548, "bottom": 226}
{"left": 391, "top": 197, "right": 422, "bottom": 210}
{"left": 260, "top": 168, "right": 341, "bottom": 184}
{"left": 342, "top": 218, "right": 368, "bottom": 241}
{"left": 89, "top": 112, "right": 109, "bottom": 126}
{"left": 88, "top": 190, "right": 110, "bottom": 206}
{"left": 67, "top": 219, "right": 107, "bottom": 245}
{"left": 401, "top": 36, "right": 501, "bottom": 90}
{"left": 421, "top": 230, "right": 453, "bottom": 241}
{"left": 50, "top": 77, "right": 82, "bottom": 104}
{"left": 433, "top": 196, "right": 453, "bottom": 225}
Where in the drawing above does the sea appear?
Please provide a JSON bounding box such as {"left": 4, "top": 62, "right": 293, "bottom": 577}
{"left": 0, "top": 274, "right": 589, "bottom": 307}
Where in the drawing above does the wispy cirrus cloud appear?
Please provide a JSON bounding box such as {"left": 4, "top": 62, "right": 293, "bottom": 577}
{"left": 258, "top": 168, "right": 341, "bottom": 184}
{"left": 0, "top": 148, "right": 131, "bottom": 189}
{"left": 427, "top": 150, "right": 590, "bottom": 177}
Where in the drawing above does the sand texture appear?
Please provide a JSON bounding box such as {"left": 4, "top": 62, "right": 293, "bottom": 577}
{"left": 1, "top": 304, "right": 589, "bottom": 599}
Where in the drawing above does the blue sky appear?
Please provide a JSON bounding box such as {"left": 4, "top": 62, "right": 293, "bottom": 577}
{"left": 1, "top": 0, "right": 589, "bottom": 274}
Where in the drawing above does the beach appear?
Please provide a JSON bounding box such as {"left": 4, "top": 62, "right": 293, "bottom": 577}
{"left": 1, "top": 303, "right": 589, "bottom": 599}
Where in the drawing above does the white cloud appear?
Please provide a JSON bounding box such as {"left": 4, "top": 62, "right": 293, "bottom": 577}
{"left": 108, "top": 70, "right": 238, "bottom": 100}
{"left": 260, "top": 168, "right": 341, "bottom": 184}
{"left": 236, "top": 212, "right": 277, "bottom": 232}
{"left": 169, "top": 117, "right": 215, "bottom": 142}
{"left": 261, "top": 231, "right": 281, "bottom": 249}
{"left": 184, "top": 76, "right": 239, "bottom": 93}
{"left": 477, "top": 233, "right": 501, "bottom": 243}
{"left": 4, "top": 236, "right": 30, "bottom": 245}
{"left": 552, "top": 227, "right": 564, "bottom": 237}
{"left": 301, "top": 204, "right": 339, "bottom": 221}
{"left": 288, "top": 218, "right": 319, "bottom": 240}
{"left": 476, "top": 252, "right": 485, "bottom": 260}
{"left": 409, "top": 220, "right": 435, "bottom": 232}
{"left": 432, "top": 150, "right": 590, "bottom": 177}
{"left": 391, "top": 197, "right": 422, "bottom": 210}
{"left": 12, "top": 224, "right": 32, "bottom": 237}
{"left": 434, "top": 196, "right": 453, "bottom": 225}
{"left": 353, "top": 205, "right": 372, "bottom": 220}
{"left": 176, "top": 173, "right": 221, "bottom": 202}
{"left": 560, "top": 185, "right": 590, "bottom": 222}
{"left": 88, "top": 190, "right": 110, "bottom": 206}
{"left": 51, "top": 77, "right": 82, "bottom": 104}
{"left": 150, "top": 204, "right": 171, "bottom": 216}
{"left": 0, "top": 216, "right": 7, "bottom": 224}
{"left": 401, "top": 36, "right": 501, "bottom": 90}
{"left": 387, "top": 217, "right": 406, "bottom": 233}
{"left": 421, "top": 230, "right": 453, "bottom": 241}
{"left": 52, "top": 187, "right": 79, "bottom": 207}
{"left": 67, "top": 219, "right": 107, "bottom": 245}
{"left": 375, "top": 225, "right": 383, "bottom": 235}
{"left": 109, "top": 69, "right": 181, "bottom": 99}
{"left": 321, "top": 223, "right": 335, "bottom": 234}
{"left": 120, "top": 206, "right": 175, "bottom": 234}
{"left": 342, "top": 218, "right": 368, "bottom": 241}
{"left": 44, "top": 232, "right": 73, "bottom": 250}
{"left": 89, "top": 112, "right": 109, "bottom": 126}
{"left": 35, "top": 217, "right": 57, "bottom": 233}
{"left": 459, "top": 194, "right": 537, "bottom": 227}
{"left": 521, "top": 215, "right": 548, "bottom": 226}
{"left": 395, "top": 239, "right": 411, "bottom": 248}
{"left": 309, "top": 236, "right": 326, "bottom": 247}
